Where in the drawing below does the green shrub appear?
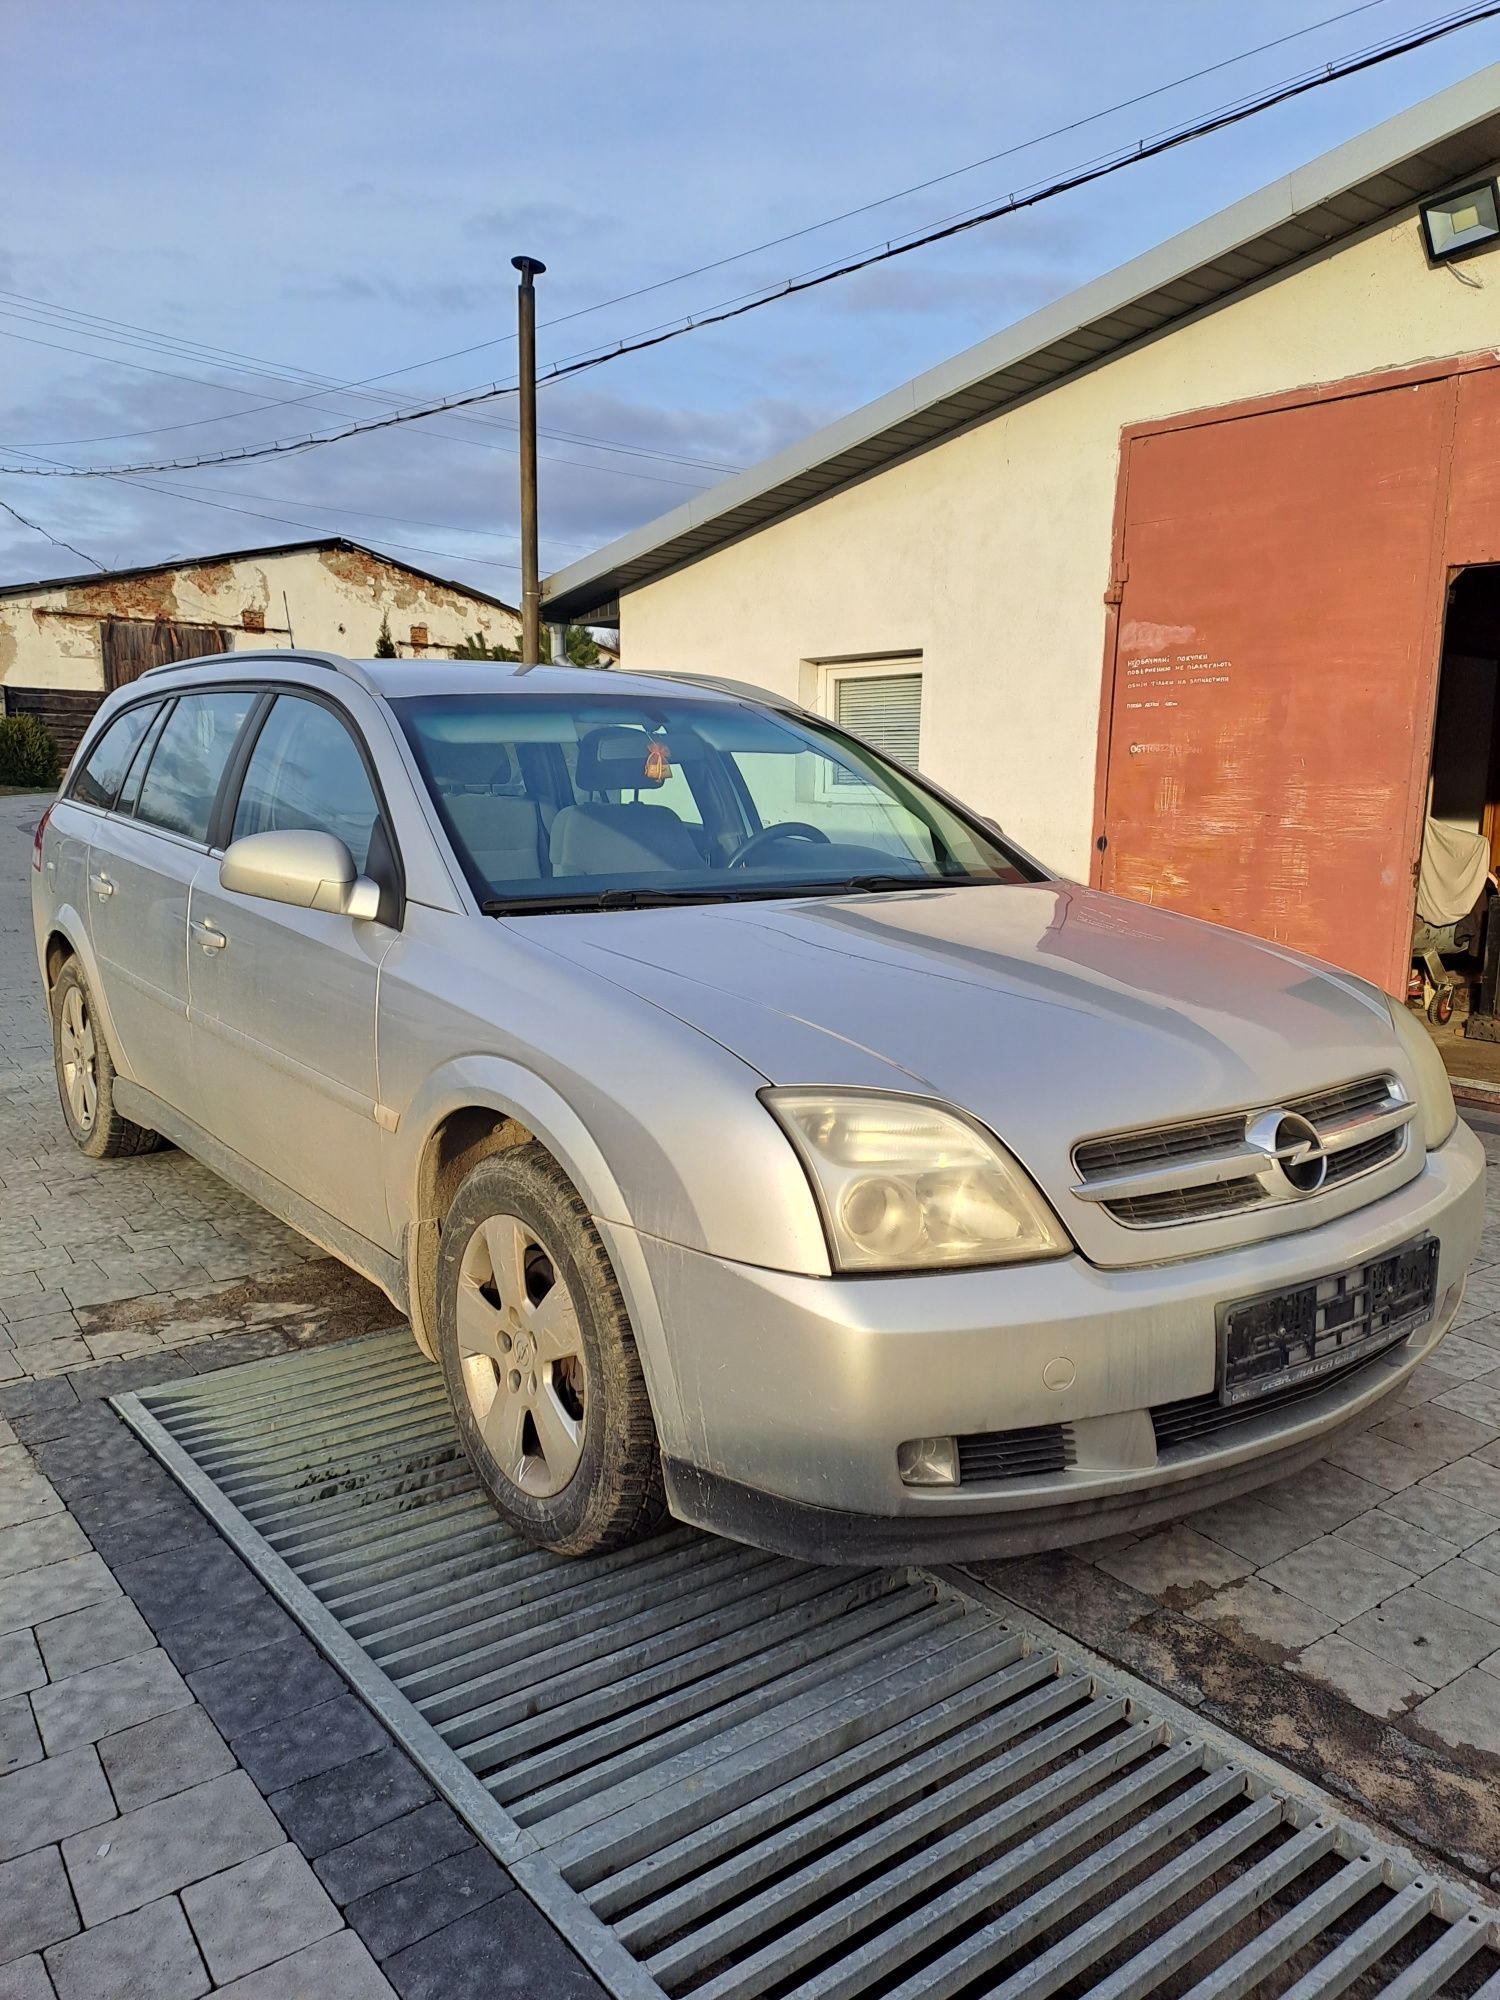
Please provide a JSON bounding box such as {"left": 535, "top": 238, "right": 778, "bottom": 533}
{"left": 0, "top": 713, "right": 61, "bottom": 788}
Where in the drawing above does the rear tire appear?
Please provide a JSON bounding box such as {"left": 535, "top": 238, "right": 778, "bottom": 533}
{"left": 436, "top": 1145, "right": 666, "bottom": 1556}
{"left": 49, "top": 958, "right": 161, "bottom": 1160}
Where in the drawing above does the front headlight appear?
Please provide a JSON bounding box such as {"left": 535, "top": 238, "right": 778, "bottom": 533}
{"left": 1386, "top": 998, "right": 1458, "bottom": 1150}
{"left": 762, "top": 1088, "right": 1072, "bottom": 1272}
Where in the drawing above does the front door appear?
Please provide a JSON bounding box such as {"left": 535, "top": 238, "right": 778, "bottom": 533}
{"left": 1097, "top": 379, "right": 1454, "bottom": 993}
{"left": 86, "top": 688, "right": 258, "bottom": 1102}
{"left": 187, "top": 692, "right": 399, "bottom": 1252}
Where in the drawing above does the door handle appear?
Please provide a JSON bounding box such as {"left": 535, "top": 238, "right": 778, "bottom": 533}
{"left": 89, "top": 871, "right": 114, "bottom": 900}
{"left": 192, "top": 918, "right": 227, "bottom": 953}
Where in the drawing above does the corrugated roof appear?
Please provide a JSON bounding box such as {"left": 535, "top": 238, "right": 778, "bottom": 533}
{"left": 543, "top": 64, "right": 1500, "bottom": 624}
{"left": 0, "top": 535, "right": 519, "bottom": 616}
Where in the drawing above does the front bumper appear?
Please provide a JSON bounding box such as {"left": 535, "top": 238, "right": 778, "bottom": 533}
{"left": 622, "top": 1120, "right": 1485, "bottom": 1563}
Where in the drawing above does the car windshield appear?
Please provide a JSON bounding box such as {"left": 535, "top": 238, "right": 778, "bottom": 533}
{"left": 393, "top": 689, "right": 1035, "bottom": 911}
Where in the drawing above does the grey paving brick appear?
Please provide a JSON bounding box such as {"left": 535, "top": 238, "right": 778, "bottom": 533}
{"left": 61, "top": 1471, "right": 186, "bottom": 1537}
{"left": 0, "top": 1694, "right": 43, "bottom": 1775}
{"left": 0, "top": 1747, "right": 114, "bottom": 1861}
{"left": 0, "top": 1849, "right": 79, "bottom": 1968}
{"left": 1416, "top": 1453, "right": 1500, "bottom": 1517}
{"left": 182, "top": 1844, "right": 340, "bottom": 1984}
{"left": 1418, "top": 1554, "right": 1500, "bottom": 1626}
{"left": 61, "top": 1771, "right": 281, "bottom": 1926}
{"left": 1412, "top": 1664, "right": 1500, "bottom": 1757}
{"left": 1298, "top": 1633, "right": 1434, "bottom": 1718}
{"left": 1333, "top": 1510, "right": 1460, "bottom": 1578}
{"left": 32, "top": 1649, "right": 191, "bottom": 1755}
{"left": 1179, "top": 1494, "right": 1318, "bottom": 1565}
{"left": 0, "top": 1556, "right": 118, "bottom": 1637}
{"left": 0, "top": 1458, "right": 63, "bottom": 1533}
{"left": 97, "top": 1703, "right": 234, "bottom": 1814}
{"left": 382, "top": 1892, "right": 605, "bottom": 2000}
{"left": 187, "top": 1634, "right": 342, "bottom": 1745}
{"left": 271, "top": 1747, "right": 433, "bottom": 1861}
{"left": 1339, "top": 1586, "right": 1500, "bottom": 1688}
{"left": 1093, "top": 1525, "right": 1254, "bottom": 1597}
{"left": 345, "top": 1845, "right": 506, "bottom": 1961}
{"left": 0, "top": 1955, "right": 55, "bottom": 2000}
{"left": 1378, "top": 1482, "right": 1500, "bottom": 1549}
{"left": 1267, "top": 1460, "right": 1391, "bottom": 1531}
{"left": 0, "top": 1628, "right": 45, "bottom": 1699}
{"left": 231, "top": 1693, "right": 388, "bottom": 1794}
{"left": 1257, "top": 1535, "right": 1414, "bottom": 1621}
{"left": 313, "top": 1804, "right": 474, "bottom": 1908}
{"left": 114, "top": 1540, "right": 294, "bottom": 1673}
{"left": 82, "top": 1497, "right": 216, "bottom": 1572}
{"left": 1195, "top": 1576, "right": 1339, "bottom": 1654}
{"left": 0, "top": 1514, "right": 88, "bottom": 1582}
{"left": 34, "top": 1599, "right": 154, "bottom": 1682}
{"left": 210, "top": 1931, "right": 393, "bottom": 2000}
{"left": 43, "top": 1895, "right": 207, "bottom": 2000}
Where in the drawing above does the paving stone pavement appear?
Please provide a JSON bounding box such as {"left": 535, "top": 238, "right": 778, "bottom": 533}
{"left": 9, "top": 746, "right": 1500, "bottom": 1986}
{"left": 0, "top": 794, "right": 609, "bottom": 1993}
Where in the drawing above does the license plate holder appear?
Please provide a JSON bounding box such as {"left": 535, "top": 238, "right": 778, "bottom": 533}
{"left": 1217, "top": 1236, "right": 1438, "bottom": 1408}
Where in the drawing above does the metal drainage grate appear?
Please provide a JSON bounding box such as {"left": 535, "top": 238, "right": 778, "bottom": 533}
{"left": 116, "top": 1331, "right": 1500, "bottom": 2000}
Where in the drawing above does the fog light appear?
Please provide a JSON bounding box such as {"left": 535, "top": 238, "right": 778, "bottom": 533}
{"left": 897, "top": 1435, "right": 959, "bottom": 1486}
{"left": 1421, "top": 181, "right": 1500, "bottom": 261}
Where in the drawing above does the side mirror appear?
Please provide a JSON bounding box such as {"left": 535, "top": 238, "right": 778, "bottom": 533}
{"left": 220, "top": 829, "right": 382, "bottom": 921}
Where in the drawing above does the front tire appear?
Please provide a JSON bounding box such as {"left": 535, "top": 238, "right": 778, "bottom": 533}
{"left": 436, "top": 1146, "right": 666, "bottom": 1556}
{"left": 50, "top": 958, "right": 161, "bottom": 1159}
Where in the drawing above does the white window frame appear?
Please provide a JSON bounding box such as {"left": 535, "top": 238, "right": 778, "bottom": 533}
{"left": 816, "top": 654, "right": 923, "bottom": 796}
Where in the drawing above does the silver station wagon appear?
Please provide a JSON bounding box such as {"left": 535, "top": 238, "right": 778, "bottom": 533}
{"left": 31, "top": 651, "right": 1483, "bottom": 1561}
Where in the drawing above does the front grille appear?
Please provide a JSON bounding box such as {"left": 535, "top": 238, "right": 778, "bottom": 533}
{"left": 1151, "top": 1338, "right": 1403, "bottom": 1453}
{"left": 1072, "top": 1073, "right": 1406, "bottom": 1229}
{"left": 956, "top": 1422, "right": 1074, "bottom": 1483}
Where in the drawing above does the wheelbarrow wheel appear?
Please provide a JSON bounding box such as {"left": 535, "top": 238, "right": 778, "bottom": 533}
{"left": 1428, "top": 986, "right": 1455, "bottom": 1025}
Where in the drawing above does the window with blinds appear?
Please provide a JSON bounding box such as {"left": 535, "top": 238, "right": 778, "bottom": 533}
{"left": 832, "top": 670, "right": 922, "bottom": 774}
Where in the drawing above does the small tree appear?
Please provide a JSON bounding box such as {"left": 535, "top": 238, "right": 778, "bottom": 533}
{"left": 452, "top": 630, "right": 521, "bottom": 661}
{"left": 0, "top": 713, "right": 61, "bottom": 789}
{"left": 374, "top": 613, "right": 397, "bottom": 658}
{"left": 563, "top": 624, "right": 601, "bottom": 667}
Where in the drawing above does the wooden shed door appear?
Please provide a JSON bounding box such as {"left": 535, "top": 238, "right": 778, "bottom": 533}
{"left": 1097, "top": 381, "right": 1452, "bottom": 993}
{"left": 101, "top": 617, "right": 231, "bottom": 691}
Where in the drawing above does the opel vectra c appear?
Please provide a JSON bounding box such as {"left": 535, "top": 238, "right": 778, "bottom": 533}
{"left": 31, "top": 651, "right": 1482, "bottom": 1560}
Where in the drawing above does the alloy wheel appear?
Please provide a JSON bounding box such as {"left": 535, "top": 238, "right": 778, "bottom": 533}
{"left": 456, "top": 1212, "right": 588, "bottom": 1497}
{"left": 59, "top": 985, "right": 98, "bottom": 1133}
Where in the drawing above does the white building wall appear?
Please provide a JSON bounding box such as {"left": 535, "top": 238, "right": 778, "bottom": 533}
{"left": 620, "top": 194, "right": 1500, "bottom": 879}
{"left": 0, "top": 545, "right": 520, "bottom": 693}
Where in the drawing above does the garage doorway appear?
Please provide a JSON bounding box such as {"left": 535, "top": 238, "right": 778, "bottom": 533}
{"left": 1418, "top": 565, "right": 1500, "bottom": 1087}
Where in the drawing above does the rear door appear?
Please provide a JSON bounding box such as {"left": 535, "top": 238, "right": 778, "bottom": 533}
{"left": 187, "top": 692, "right": 400, "bottom": 1251}
{"left": 1097, "top": 380, "right": 1453, "bottom": 993}
{"left": 85, "top": 688, "right": 258, "bottom": 1102}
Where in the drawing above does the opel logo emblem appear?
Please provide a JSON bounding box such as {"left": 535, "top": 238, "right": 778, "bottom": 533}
{"left": 1245, "top": 1108, "right": 1328, "bottom": 1197}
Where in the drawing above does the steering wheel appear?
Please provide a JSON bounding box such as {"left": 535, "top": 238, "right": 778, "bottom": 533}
{"left": 727, "top": 821, "right": 832, "bottom": 869}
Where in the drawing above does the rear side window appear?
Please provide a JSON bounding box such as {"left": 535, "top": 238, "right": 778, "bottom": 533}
{"left": 230, "top": 696, "right": 381, "bottom": 870}
{"left": 134, "top": 690, "right": 257, "bottom": 844}
{"left": 70, "top": 703, "right": 160, "bottom": 810}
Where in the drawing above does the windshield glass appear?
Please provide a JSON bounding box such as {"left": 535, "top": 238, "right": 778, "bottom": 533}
{"left": 393, "top": 689, "right": 1034, "bottom": 911}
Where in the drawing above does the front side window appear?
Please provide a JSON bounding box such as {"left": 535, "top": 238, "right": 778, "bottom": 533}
{"left": 395, "top": 690, "right": 1030, "bottom": 911}
{"left": 134, "top": 690, "right": 256, "bottom": 844}
{"left": 70, "top": 702, "right": 161, "bottom": 810}
{"left": 231, "top": 696, "right": 380, "bottom": 870}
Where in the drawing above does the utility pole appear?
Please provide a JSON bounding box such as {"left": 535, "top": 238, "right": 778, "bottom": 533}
{"left": 512, "top": 254, "right": 546, "bottom": 662}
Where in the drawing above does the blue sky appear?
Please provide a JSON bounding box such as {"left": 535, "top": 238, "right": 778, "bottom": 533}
{"left": 4, "top": 0, "right": 1500, "bottom": 606}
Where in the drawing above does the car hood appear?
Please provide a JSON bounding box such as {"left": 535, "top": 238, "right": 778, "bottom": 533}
{"left": 520, "top": 882, "right": 1417, "bottom": 1265}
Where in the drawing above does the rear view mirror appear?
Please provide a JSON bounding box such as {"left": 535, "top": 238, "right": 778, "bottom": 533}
{"left": 220, "top": 829, "right": 382, "bottom": 921}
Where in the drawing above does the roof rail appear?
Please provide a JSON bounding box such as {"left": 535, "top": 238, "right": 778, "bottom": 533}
{"left": 139, "top": 648, "right": 378, "bottom": 692}
{"left": 641, "top": 668, "right": 808, "bottom": 711}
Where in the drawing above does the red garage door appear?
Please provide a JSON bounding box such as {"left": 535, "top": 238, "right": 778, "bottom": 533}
{"left": 1096, "top": 377, "right": 1456, "bottom": 993}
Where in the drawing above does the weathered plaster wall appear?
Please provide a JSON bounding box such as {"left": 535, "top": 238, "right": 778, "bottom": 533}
{"left": 619, "top": 193, "right": 1500, "bottom": 879}
{"left": 0, "top": 546, "right": 521, "bottom": 693}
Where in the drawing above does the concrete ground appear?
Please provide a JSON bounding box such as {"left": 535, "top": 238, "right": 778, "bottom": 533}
{"left": 4, "top": 788, "right": 1500, "bottom": 2000}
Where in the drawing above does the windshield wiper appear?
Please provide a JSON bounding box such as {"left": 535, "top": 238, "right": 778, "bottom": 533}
{"left": 482, "top": 884, "right": 808, "bottom": 915}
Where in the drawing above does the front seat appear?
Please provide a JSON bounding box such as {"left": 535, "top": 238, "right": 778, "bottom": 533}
{"left": 550, "top": 725, "right": 703, "bottom": 877}
{"left": 437, "top": 742, "right": 548, "bottom": 883}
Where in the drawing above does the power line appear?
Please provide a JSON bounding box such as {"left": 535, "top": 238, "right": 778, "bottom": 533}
{"left": 0, "top": 495, "right": 105, "bottom": 571}
{"left": 5, "top": 0, "right": 1498, "bottom": 485}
